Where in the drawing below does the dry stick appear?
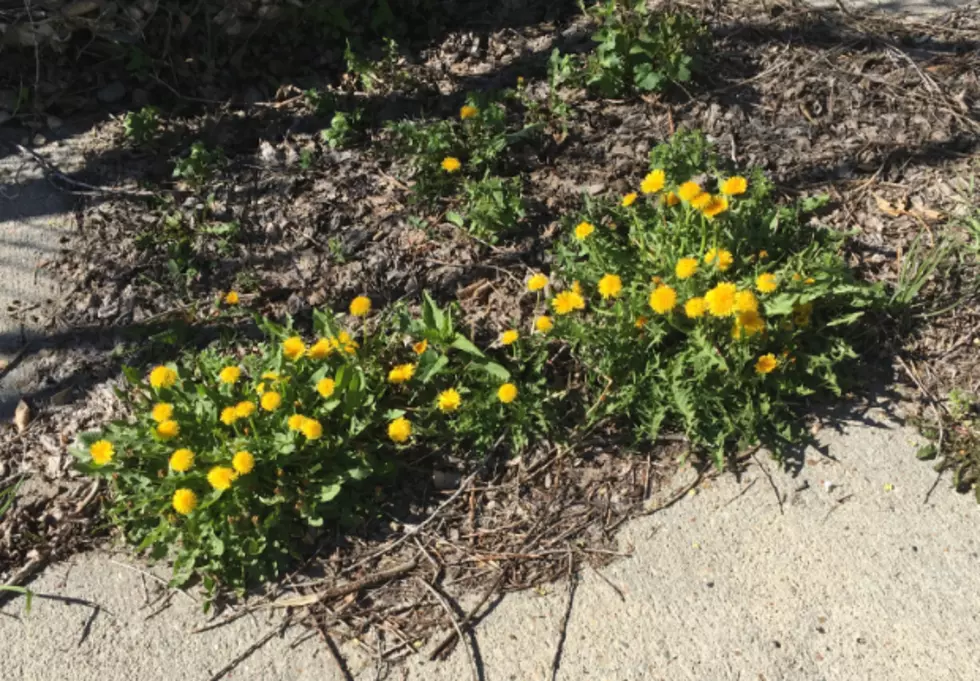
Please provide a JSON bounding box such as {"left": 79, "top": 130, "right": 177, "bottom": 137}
{"left": 896, "top": 356, "right": 948, "bottom": 503}
{"left": 0, "top": 553, "right": 48, "bottom": 607}
{"left": 418, "top": 579, "right": 480, "bottom": 681}
{"left": 10, "top": 143, "right": 159, "bottom": 198}
{"left": 753, "top": 453, "right": 784, "bottom": 516}
{"left": 429, "top": 568, "right": 508, "bottom": 661}
{"left": 267, "top": 558, "right": 418, "bottom": 610}
{"left": 204, "top": 617, "right": 290, "bottom": 681}
{"left": 345, "top": 473, "right": 479, "bottom": 574}
{"left": 589, "top": 564, "right": 625, "bottom": 603}
{"left": 310, "top": 614, "right": 356, "bottom": 681}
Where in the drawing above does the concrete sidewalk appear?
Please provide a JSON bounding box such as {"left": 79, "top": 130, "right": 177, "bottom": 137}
{"left": 3, "top": 409, "right": 977, "bottom": 681}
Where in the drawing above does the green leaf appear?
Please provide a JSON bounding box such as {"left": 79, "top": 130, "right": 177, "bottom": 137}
{"left": 318, "top": 482, "right": 343, "bottom": 502}
{"left": 446, "top": 211, "right": 465, "bottom": 228}
{"left": 482, "top": 362, "right": 511, "bottom": 381}
{"left": 418, "top": 354, "right": 450, "bottom": 384}
{"left": 916, "top": 444, "right": 937, "bottom": 460}
{"left": 825, "top": 311, "right": 864, "bottom": 327}
{"left": 422, "top": 291, "right": 446, "bottom": 334}
{"left": 450, "top": 335, "right": 485, "bottom": 358}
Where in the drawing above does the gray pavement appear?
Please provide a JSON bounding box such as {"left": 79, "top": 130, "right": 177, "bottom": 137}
{"left": 0, "top": 132, "right": 82, "bottom": 422}
{"left": 3, "top": 410, "right": 977, "bottom": 681}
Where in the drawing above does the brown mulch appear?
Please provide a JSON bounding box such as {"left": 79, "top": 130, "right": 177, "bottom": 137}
{"left": 2, "top": 0, "right": 979, "bottom": 661}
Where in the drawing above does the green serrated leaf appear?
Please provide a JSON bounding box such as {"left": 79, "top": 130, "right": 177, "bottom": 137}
{"left": 450, "top": 335, "right": 485, "bottom": 358}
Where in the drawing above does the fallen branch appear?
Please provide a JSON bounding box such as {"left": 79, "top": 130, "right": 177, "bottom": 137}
{"left": 268, "top": 558, "right": 418, "bottom": 609}
{"left": 418, "top": 579, "right": 480, "bottom": 681}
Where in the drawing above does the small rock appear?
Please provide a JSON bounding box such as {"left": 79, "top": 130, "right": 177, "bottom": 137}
{"left": 14, "top": 399, "right": 33, "bottom": 433}
{"left": 97, "top": 81, "right": 126, "bottom": 104}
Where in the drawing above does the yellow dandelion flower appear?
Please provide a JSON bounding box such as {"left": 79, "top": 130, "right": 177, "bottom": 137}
{"left": 337, "top": 330, "right": 359, "bottom": 354}
{"left": 705, "top": 282, "right": 738, "bottom": 317}
{"left": 223, "top": 291, "right": 240, "bottom": 305}
{"left": 792, "top": 273, "right": 803, "bottom": 282}
{"left": 677, "top": 181, "right": 703, "bottom": 202}
{"left": 460, "top": 105, "right": 478, "bottom": 120}
{"left": 755, "top": 354, "right": 778, "bottom": 375}
{"left": 441, "top": 156, "right": 461, "bottom": 173}
{"left": 169, "top": 448, "right": 194, "bottom": 472}
{"left": 732, "top": 310, "right": 766, "bottom": 339}
{"left": 552, "top": 290, "right": 586, "bottom": 315}
{"left": 684, "top": 297, "right": 707, "bottom": 319}
{"left": 207, "top": 466, "right": 236, "bottom": 491}
{"left": 497, "top": 383, "right": 518, "bottom": 404}
{"left": 756, "top": 273, "right": 778, "bottom": 294}
{"left": 232, "top": 451, "right": 255, "bottom": 475}
{"left": 282, "top": 336, "right": 305, "bottom": 361}
{"left": 534, "top": 315, "right": 554, "bottom": 333}
{"left": 220, "top": 407, "right": 238, "bottom": 425}
{"left": 219, "top": 366, "right": 241, "bottom": 384}
{"left": 675, "top": 258, "right": 698, "bottom": 280}
{"left": 640, "top": 169, "right": 665, "bottom": 194}
{"left": 690, "top": 192, "right": 712, "bottom": 210}
{"left": 260, "top": 391, "right": 282, "bottom": 411}
{"left": 663, "top": 192, "right": 680, "bottom": 206}
{"left": 702, "top": 195, "right": 729, "bottom": 219}
{"left": 235, "top": 401, "right": 256, "bottom": 419}
{"left": 388, "top": 417, "right": 412, "bottom": 443}
{"left": 734, "top": 290, "right": 758, "bottom": 314}
{"left": 149, "top": 365, "right": 177, "bottom": 390}
{"left": 308, "top": 338, "right": 333, "bottom": 360}
{"left": 634, "top": 316, "right": 648, "bottom": 328}
{"left": 317, "top": 378, "right": 336, "bottom": 398}
{"left": 501, "top": 329, "right": 520, "bottom": 345}
{"left": 156, "top": 420, "right": 179, "bottom": 439}
{"left": 598, "top": 274, "right": 623, "bottom": 299}
{"left": 527, "top": 273, "right": 548, "bottom": 291}
{"left": 90, "top": 440, "right": 114, "bottom": 466}
{"left": 151, "top": 403, "right": 174, "bottom": 423}
{"left": 715, "top": 249, "right": 734, "bottom": 271}
{"left": 649, "top": 285, "right": 677, "bottom": 314}
{"left": 350, "top": 295, "right": 372, "bottom": 316}
{"left": 262, "top": 371, "right": 280, "bottom": 381}
{"left": 388, "top": 363, "right": 416, "bottom": 384}
{"left": 437, "top": 388, "right": 462, "bottom": 413}
{"left": 413, "top": 339, "right": 428, "bottom": 355}
{"left": 621, "top": 192, "right": 638, "bottom": 207}
{"left": 759, "top": 250, "right": 769, "bottom": 259}
{"left": 720, "top": 176, "right": 748, "bottom": 196}
{"left": 804, "top": 277, "right": 816, "bottom": 285}
{"left": 172, "top": 489, "right": 198, "bottom": 515}
{"left": 301, "top": 418, "right": 323, "bottom": 439}
{"left": 288, "top": 413, "right": 306, "bottom": 431}
{"left": 574, "top": 221, "right": 595, "bottom": 241}
{"left": 704, "top": 248, "right": 718, "bottom": 265}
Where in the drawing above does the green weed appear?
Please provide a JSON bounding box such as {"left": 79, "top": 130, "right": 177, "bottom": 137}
{"left": 446, "top": 174, "right": 526, "bottom": 243}
{"left": 546, "top": 132, "right": 884, "bottom": 467}
{"left": 123, "top": 106, "right": 160, "bottom": 145}
{"left": 75, "top": 294, "right": 555, "bottom": 598}
{"left": 173, "top": 142, "right": 224, "bottom": 188}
